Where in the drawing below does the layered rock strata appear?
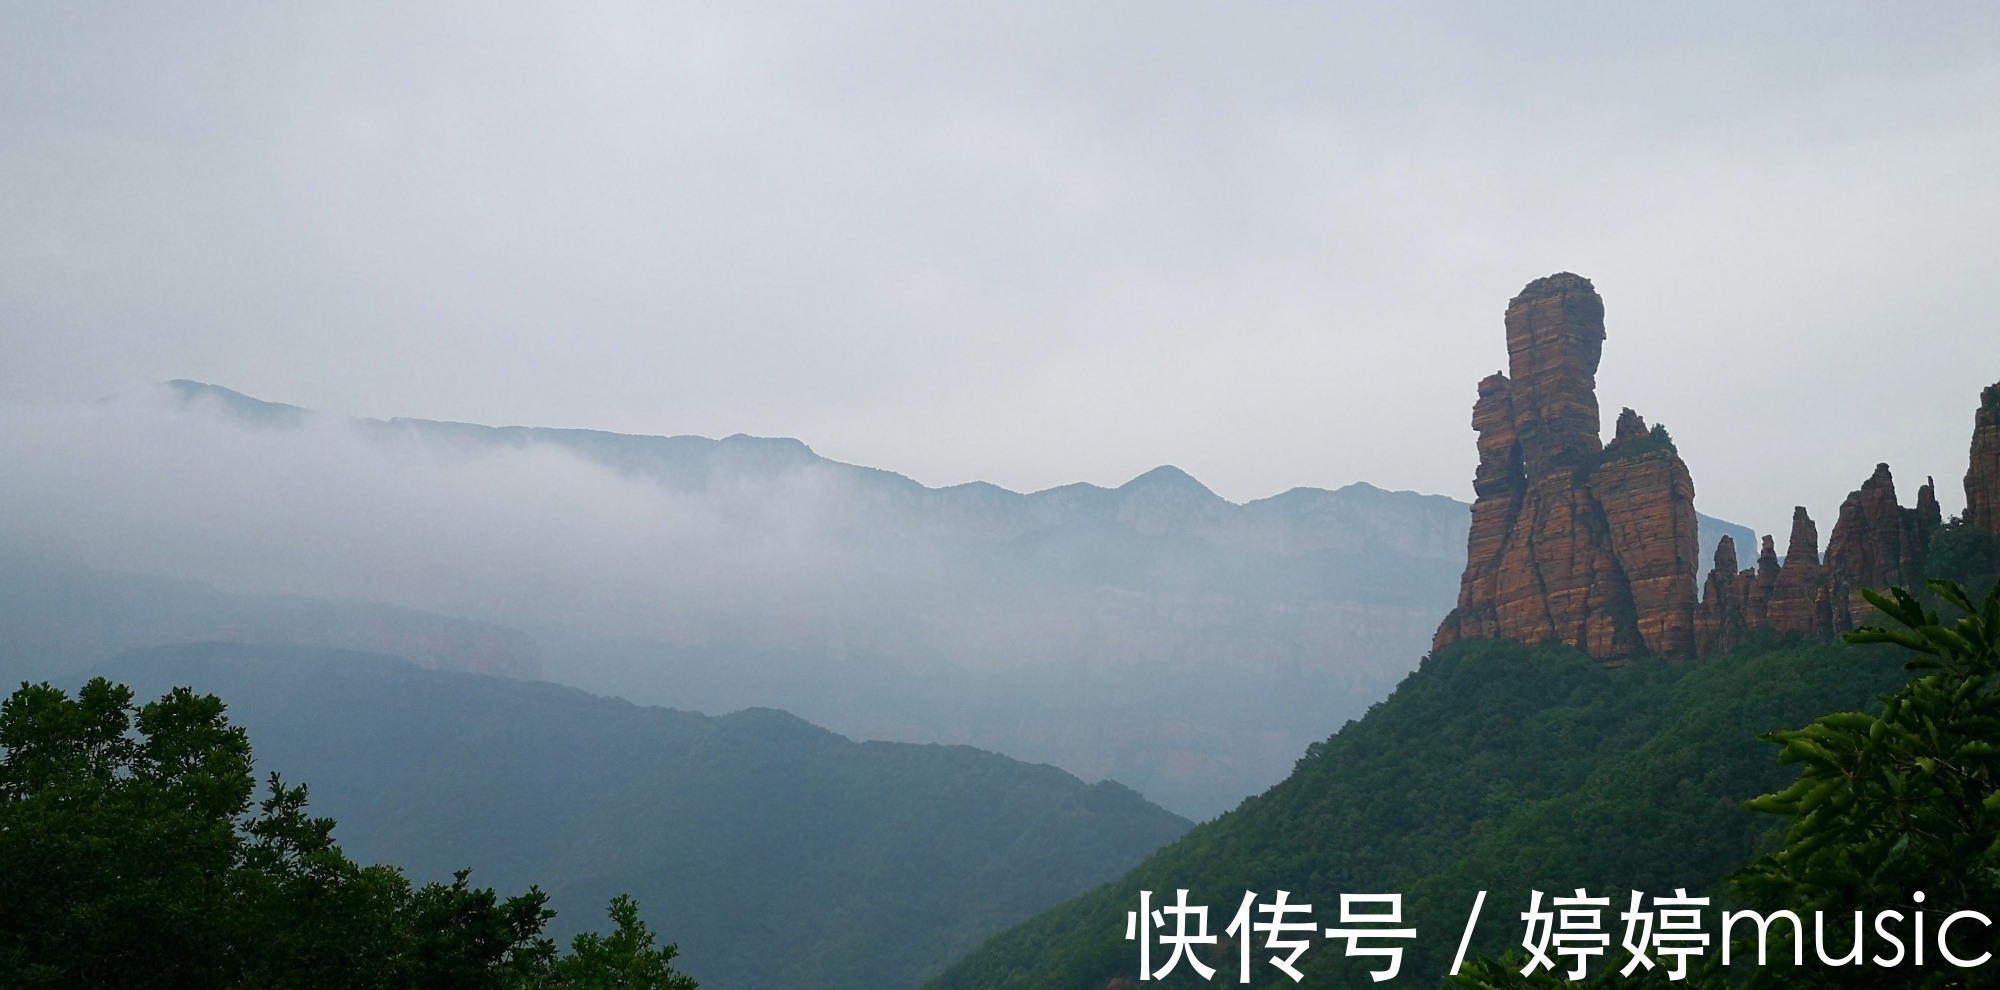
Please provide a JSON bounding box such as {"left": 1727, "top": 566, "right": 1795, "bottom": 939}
{"left": 1433, "top": 274, "right": 1695, "bottom": 662}
{"left": 1690, "top": 465, "right": 1941, "bottom": 650}
{"left": 1436, "top": 274, "right": 1983, "bottom": 663}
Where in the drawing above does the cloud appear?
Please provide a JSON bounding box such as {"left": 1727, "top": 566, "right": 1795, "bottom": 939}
{"left": 0, "top": 388, "right": 1460, "bottom": 816}
{"left": 2, "top": 1, "right": 1996, "bottom": 547}
{"left": 0, "top": 390, "right": 891, "bottom": 644}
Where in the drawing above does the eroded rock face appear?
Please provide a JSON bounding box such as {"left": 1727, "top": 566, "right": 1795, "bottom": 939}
{"left": 1693, "top": 535, "right": 1744, "bottom": 656}
{"left": 1692, "top": 463, "right": 1944, "bottom": 650}
{"left": 1822, "top": 464, "right": 1939, "bottom": 629}
{"left": 1434, "top": 276, "right": 1994, "bottom": 662}
{"left": 1434, "top": 274, "right": 1691, "bottom": 661}
{"left": 1594, "top": 410, "right": 1701, "bottom": 656}
{"left": 1765, "top": 507, "right": 1828, "bottom": 638}
{"left": 1971, "top": 383, "right": 2000, "bottom": 536}
{"left": 1429, "top": 274, "right": 1997, "bottom": 663}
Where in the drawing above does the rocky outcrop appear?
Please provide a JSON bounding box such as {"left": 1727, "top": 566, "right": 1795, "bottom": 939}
{"left": 1822, "top": 465, "right": 1939, "bottom": 629}
{"left": 1688, "top": 463, "right": 1943, "bottom": 651}
{"left": 1435, "top": 275, "right": 1987, "bottom": 664}
{"left": 1434, "top": 274, "right": 1692, "bottom": 661}
{"left": 1971, "top": 383, "right": 2000, "bottom": 536}
{"left": 1594, "top": 409, "right": 1702, "bottom": 656}
{"left": 1764, "top": 507, "right": 1828, "bottom": 638}
{"left": 1693, "top": 535, "right": 1744, "bottom": 656}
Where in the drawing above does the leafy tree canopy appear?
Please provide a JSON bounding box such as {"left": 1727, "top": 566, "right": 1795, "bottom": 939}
{"left": 1448, "top": 579, "right": 2000, "bottom": 990}
{"left": 0, "top": 677, "right": 695, "bottom": 990}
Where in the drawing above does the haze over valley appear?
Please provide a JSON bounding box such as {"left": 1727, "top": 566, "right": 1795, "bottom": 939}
{"left": 0, "top": 380, "right": 1758, "bottom": 819}
{"left": 5, "top": 7, "right": 2000, "bottom": 990}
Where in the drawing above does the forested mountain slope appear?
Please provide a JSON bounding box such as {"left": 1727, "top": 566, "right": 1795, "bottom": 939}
{"left": 93, "top": 643, "right": 1191, "bottom": 990}
{"left": 927, "top": 635, "right": 1911, "bottom": 989}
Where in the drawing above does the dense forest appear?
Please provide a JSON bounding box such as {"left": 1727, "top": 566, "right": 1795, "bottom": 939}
{"left": 63, "top": 643, "right": 1189, "bottom": 990}
{"left": 929, "top": 565, "right": 2000, "bottom": 988}
{"left": 0, "top": 675, "right": 694, "bottom": 989}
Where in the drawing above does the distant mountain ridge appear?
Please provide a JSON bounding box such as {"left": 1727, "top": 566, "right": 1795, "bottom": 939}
{"left": 0, "top": 543, "right": 540, "bottom": 681}
{"left": 107, "top": 381, "right": 1750, "bottom": 818}
{"left": 166, "top": 379, "right": 1471, "bottom": 561}
{"left": 95, "top": 641, "right": 1191, "bottom": 990}
{"left": 166, "top": 377, "right": 1747, "bottom": 585}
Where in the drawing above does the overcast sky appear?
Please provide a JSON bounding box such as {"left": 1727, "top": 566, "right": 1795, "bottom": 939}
{"left": 4, "top": 2, "right": 1997, "bottom": 540}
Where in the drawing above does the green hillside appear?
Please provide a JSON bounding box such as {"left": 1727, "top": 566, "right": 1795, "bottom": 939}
{"left": 927, "top": 635, "right": 1915, "bottom": 989}
{"left": 93, "top": 644, "right": 1191, "bottom": 990}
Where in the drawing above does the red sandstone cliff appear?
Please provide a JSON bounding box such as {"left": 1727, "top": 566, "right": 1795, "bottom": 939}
{"left": 1594, "top": 409, "right": 1701, "bottom": 656}
{"left": 1692, "top": 535, "right": 1742, "bottom": 656}
{"left": 1688, "top": 463, "right": 1942, "bottom": 650}
{"left": 1434, "top": 274, "right": 1692, "bottom": 661}
{"left": 1822, "top": 464, "right": 1939, "bottom": 629}
{"left": 1971, "top": 383, "right": 2000, "bottom": 536}
{"left": 1435, "top": 276, "right": 1989, "bottom": 664}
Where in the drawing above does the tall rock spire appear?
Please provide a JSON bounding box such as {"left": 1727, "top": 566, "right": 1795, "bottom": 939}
{"left": 1969, "top": 382, "right": 2000, "bottom": 536}
{"left": 1765, "top": 507, "right": 1829, "bottom": 637}
{"left": 1504, "top": 273, "right": 1607, "bottom": 479}
{"left": 1823, "top": 463, "right": 1936, "bottom": 628}
{"left": 1431, "top": 276, "right": 1980, "bottom": 662}
{"left": 1694, "top": 535, "right": 1745, "bottom": 656}
{"left": 1434, "top": 274, "right": 1697, "bottom": 662}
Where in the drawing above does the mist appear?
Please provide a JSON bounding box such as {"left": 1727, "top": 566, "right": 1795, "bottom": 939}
{"left": 0, "top": 391, "right": 866, "bottom": 638}
{"left": 0, "top": 386, "right": 1469, "bottom": 817}
{"left": 5, "top": 2, "right": 1999, "bottom": 541}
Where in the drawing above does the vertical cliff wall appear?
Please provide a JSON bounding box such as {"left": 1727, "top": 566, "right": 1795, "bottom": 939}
{"left": 1433, "top": 274, "right": 1695, "bottom": 662}
{"left": 1435, "top": 276, "right": 1988, "bottom": 664}
{"left": 1971, "top": 384, "right": 2000, "bottom": 536}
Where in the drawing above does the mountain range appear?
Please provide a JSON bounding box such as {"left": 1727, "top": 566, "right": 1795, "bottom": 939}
{"left": 90, "top": 641, "right": 1190, "bottom": 990}
{"left": 0, "top": 381, "right": 1755, "bottom": 818}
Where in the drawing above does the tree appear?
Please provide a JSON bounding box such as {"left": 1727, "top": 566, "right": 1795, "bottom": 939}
{"left": 1731, "top": 579, "right": 2000, "bottom": 988}
{"left": 553, "top": 895, "right": 698, "bottom": 990}
{"left": 1445, "top": 581, "right": 2000, "bottom": 990}
{"left": 0, "top": 677, "right": 697, "bottom": 990}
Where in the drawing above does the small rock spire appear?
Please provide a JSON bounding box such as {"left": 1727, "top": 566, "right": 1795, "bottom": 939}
{"left": 1711, "top": 534, "right": 1739, "bottom": 576}
{"left": 1784, "top": 507, "right": 1820, "bottom": 568}
{"left": 1612, "top": 408, "right": 1647, "bottom": 445}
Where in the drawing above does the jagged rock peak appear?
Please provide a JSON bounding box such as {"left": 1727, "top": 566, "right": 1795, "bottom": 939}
{"left": 1436, "top": 273, "right": 1696, "bottom": 662}
{"left": 1712, "top": 534, "right": 1739, "bottom": 576}
{"left": 1784, "top": 507, "right": 1820, "bottom": 567}
{"left": 1758, "top": 534, "right": 1781, "bottom": 571}
{"left": 1612, "top": 408, "right": 1648, "bottom": 445}
{"left": 1822, "top": 461, "right": 1934, "bottom": 630}
{"left": 1693, "top": 532, "right": 1748, "bottom": 655}
{"left": 1969, "top": 380, "right": 2000, "bottom": 535}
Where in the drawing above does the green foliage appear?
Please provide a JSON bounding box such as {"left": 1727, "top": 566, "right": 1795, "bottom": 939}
{"left": 554, "top": 896, "right": 698, "bottom": 990}
{"left": 102, "top": 644, "right": 1190, "bottom": 990}
{"left": 1927, "top": 514, "right": 1999, "bottom": 590}
{"left": 927, "top": 637, "right": 1910, "bottom": 990}
{"left": 0, "top": 677, "right": 695, "bottom": 990}
{"left": 1588, "top": 421, "right": 1678, "bottom": 472}
{"left": 1727, "top": 580, "right": 2000, "bottom": 988}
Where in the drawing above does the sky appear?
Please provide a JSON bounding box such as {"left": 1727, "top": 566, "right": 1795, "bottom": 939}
{"left": 4, "top": 2, "right": 1998, "bottom": 540}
